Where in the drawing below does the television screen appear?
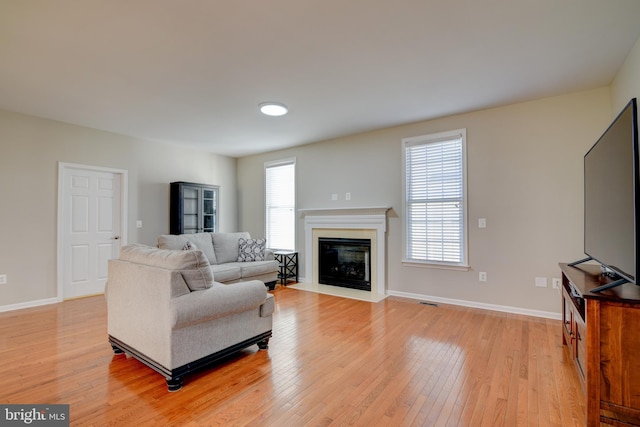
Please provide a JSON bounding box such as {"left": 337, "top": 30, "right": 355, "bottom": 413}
{"left": 584, "top": 98, "right": 638, "bottom": 284}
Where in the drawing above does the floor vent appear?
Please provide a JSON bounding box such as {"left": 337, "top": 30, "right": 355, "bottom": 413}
{"left": 418, "top": 301, "right": 439, "bottom": 307}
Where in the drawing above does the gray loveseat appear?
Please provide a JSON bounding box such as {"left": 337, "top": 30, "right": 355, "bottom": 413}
{"left": 157, "top": 232, "right": 279, "bottom": 290}
{"left": 106, "top": 243, "right": 274, "bottom": 391}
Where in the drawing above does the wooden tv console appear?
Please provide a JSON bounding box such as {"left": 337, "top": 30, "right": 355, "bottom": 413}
{"left": 560, "top": 263, "right": 640, "bottom": 426}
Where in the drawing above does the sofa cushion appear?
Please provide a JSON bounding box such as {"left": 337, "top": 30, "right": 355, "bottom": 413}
{"left": 212, "top": 232, "right": 250, "bottom": 264}
{"left": 237, "top": 237, "right": 266, "bottom": 262}
{"left": 225, "top": 261, "right": 278, "bottom": 279}
{"left": 158, "top": 233, "right": 217, "bottom": 265}
{"left": 119, "top": 244, "right": 213, "bottom": 291}
{"left": 209, "top": 264, "right": 242, "bottom": 283}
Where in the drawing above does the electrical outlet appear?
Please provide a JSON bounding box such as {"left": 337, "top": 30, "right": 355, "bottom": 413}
{"left": 136, "top": 220, "right": 143, "bottom": 228}
{"left": 552, "top": 278, "right": 561, "bottom": 289}
{"left": 479, "top": 272, "right": 487, "bottom": 282}
{"left": 478, "top": 218, "right": 487, "bottom": 228}
{"left": 0, "top": 274, "right": 7, "bottom": 285}
{"left": 345, "top": 192, "right": 351, "bottom": 200}
{"left": 331, "top": 193, "right": 338, "bottom": 201}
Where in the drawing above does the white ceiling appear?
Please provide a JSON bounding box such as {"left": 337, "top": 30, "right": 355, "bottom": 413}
{"left": 1, "top": 1, "right": 640, "bottom": 157}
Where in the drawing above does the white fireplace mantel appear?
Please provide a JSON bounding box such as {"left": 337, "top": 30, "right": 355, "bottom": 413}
{"left": 301, "top": 206, "right": 391, "bottom": 300}
{"left": 299, "top": 206, "right": 391, "bottom": 216}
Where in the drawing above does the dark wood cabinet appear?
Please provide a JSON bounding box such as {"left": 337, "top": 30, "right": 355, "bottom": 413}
{"left": 560, "top": 263, "right": 640, "bottom": 426}
{"left": 170, "top": 182, "right": 219, "bottom": 234}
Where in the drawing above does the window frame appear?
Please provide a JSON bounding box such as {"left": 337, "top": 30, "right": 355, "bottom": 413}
{"left": 401, "top": 129, "right": 469, "bottom": 270}
{"left": 264, "top": 158, "right": 296, "bottom": 251}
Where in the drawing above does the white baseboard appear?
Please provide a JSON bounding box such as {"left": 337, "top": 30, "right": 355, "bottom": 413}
{"left": 386, "top": 290, "right": 561, "bottom": 320}
{"left": 0, "top": 297, "right": 61, "bottom": 313}
{"left": 299, "top": 277, "right": 560, "bottom": 320}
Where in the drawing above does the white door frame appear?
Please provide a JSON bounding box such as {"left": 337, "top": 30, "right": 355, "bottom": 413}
{"left": 57, "top": 162, "right": 128, "bottom": 301}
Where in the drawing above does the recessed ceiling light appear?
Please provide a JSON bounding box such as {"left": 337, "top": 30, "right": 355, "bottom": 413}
{"left": 259, "top": 102, "right": 288, "bottom": 116}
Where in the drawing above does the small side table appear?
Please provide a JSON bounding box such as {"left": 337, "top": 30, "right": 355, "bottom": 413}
{"left": 274, "top": 251, "right": 298, "bottom": 285}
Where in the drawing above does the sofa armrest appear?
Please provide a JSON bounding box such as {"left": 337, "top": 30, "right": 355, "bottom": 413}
{"left": 264, "top": 249, "right": 275, "bottom": 261}
{"left": 171, "top": 280, "right": 268, "bottom": 329}
{"left": 261, "top": 293, "right": 275, "bottom": 317}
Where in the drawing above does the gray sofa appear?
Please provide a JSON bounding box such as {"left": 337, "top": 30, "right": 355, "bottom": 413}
{"left": 157, "top": 232, "right": 279, "bottom": 289}
{"left": 106, "top": 243, "right": 274, "bottom": 391}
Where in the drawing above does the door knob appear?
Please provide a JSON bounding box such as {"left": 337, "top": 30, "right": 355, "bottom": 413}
{"left": 112, "top": 236, "right": 120, "bottom": 240}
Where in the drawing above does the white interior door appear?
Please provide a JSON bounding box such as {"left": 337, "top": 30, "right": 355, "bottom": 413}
{"left": 60, "top": 165, "right": 126, "bottom": 299}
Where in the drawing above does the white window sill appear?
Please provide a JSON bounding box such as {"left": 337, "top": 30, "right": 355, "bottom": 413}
{"left": 402, "top": 260, "right": 471, "bottom": 272}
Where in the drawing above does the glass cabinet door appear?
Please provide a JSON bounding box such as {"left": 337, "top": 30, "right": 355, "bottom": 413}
{"left": 182, "top": 186, "right": 200, "bottom": 234}
{"left": 202, "top": 188, "right": 217, "bottom": 233}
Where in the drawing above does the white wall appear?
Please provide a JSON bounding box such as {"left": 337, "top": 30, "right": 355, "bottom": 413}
{"left": 5, "top": 32, "right": 637, "bottom": 313}
{"left": 611, "top": 36, "right": 640, "bottom": 114}
{"left": 0, "top": 109, "right": 237, "bottom": 308}
{"left": 238, "top": 88, "right": 612, "bottom": 314}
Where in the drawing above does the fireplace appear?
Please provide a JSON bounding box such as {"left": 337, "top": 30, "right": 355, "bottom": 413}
{"left": 301, "top": 207, "right": 390, "bottom": 301}
{"left": 319, "top": 237, "right": 371, "bottom": 291}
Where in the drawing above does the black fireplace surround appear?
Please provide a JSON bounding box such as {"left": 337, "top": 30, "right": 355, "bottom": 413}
{"left": 318, "top": 237, "right": 371, "bottom": 291}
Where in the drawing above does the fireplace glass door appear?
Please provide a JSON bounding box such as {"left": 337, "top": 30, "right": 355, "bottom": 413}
{"left": 318, "top": 238, "right": 371, "bottom": 291}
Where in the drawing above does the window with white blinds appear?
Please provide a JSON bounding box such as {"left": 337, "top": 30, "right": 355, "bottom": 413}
{"left": 402, "top": 129, "right": 468, "bottom": 267}
{"left": 265, "top": 159, "right": 296, "bottom": 251}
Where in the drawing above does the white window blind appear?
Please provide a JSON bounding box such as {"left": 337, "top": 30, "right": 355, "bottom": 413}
{"left": 403, "top": 130, "right": 467, "bottom": 265}
{"left": 265, "top": 159, "right": 296, "bottom": 251}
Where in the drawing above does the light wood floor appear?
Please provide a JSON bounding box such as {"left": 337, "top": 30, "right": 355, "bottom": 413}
{"left": 0, "top": 286, "right": 586, "bottom": 426}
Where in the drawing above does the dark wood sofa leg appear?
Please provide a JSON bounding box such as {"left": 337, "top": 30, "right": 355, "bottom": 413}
{"left": 111, "top": 343, "right": 125, "bottom": 355}
{"left": 264, "top": 281, "right": 277, "bottom": 291}
{"left": 257, "top": 338, "right": 270, "bottom": 350}
{"left": 167, "top": 377, "right": 183, "bottom": 392}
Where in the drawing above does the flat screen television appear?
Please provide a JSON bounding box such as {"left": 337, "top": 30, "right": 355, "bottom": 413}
{"left": 571, "top": 98, "right": 639, "bottom": 292}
